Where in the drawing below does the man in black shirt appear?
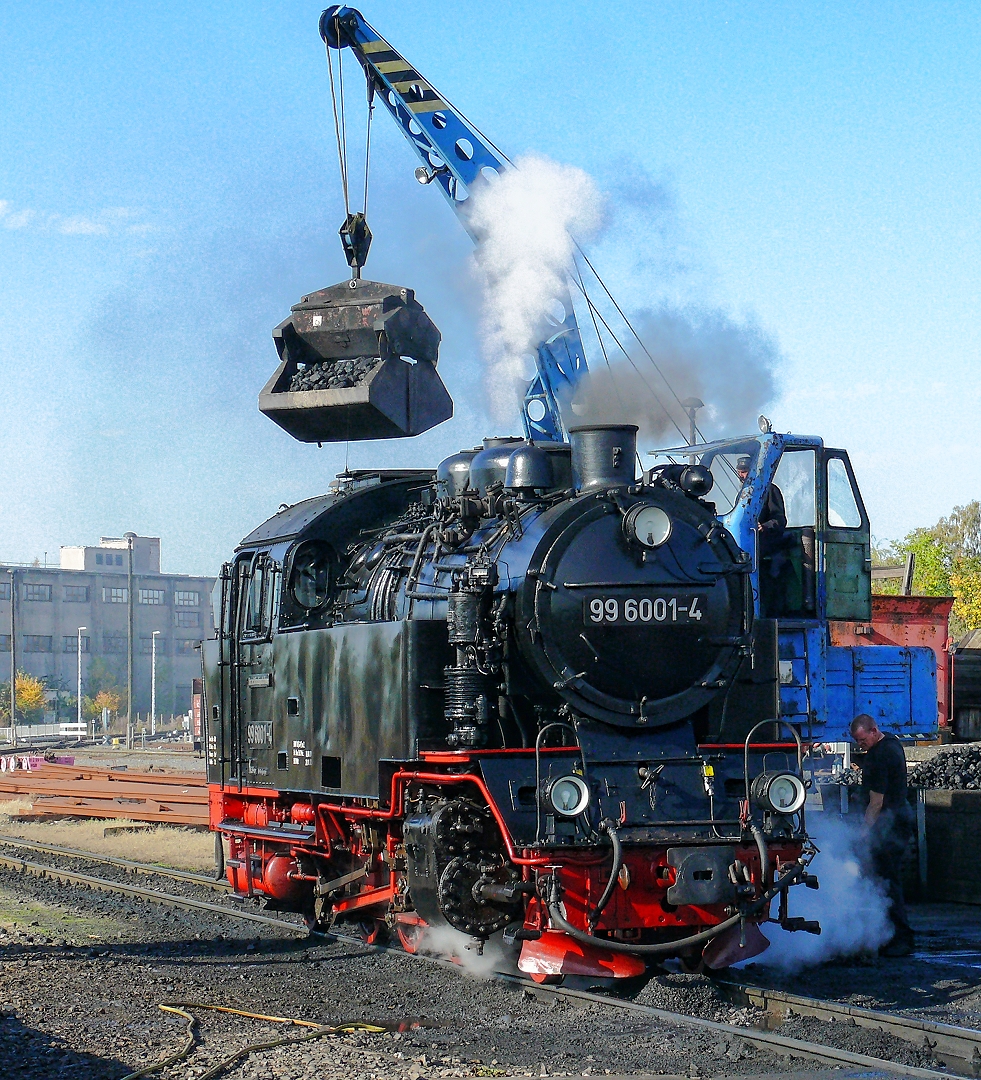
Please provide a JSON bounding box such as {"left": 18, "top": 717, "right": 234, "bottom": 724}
{"left": 851, "top": 713, "right": 915, "bottom": 956}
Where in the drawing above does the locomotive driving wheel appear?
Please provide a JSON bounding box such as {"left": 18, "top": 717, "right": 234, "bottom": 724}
{"left": 395, "top": 913, "right": 428, "bottom": 954}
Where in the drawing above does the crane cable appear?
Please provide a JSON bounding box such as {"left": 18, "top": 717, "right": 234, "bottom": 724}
{"left": 570, "top": 265, "right": 688, "bottom": 445}
{"left": 325, "top": 17, "right": 350, "bottom": 217}
{"left": 574, "top": 266, "right": 624, "bottom": 412}
{"left": 574, "top": 240, "right": 708, "bottom": 446}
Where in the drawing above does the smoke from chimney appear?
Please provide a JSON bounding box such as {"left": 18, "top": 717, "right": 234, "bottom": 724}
{"left": 564, "top": 305, "right": 781, "bottom": 443}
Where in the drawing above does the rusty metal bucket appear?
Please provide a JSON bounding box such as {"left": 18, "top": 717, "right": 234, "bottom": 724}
{"left": 259, "top": 279, "right": 453, "bottom": 442}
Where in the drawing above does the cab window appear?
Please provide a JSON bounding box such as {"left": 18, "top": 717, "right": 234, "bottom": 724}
{"left": 237, "top": 554, "right": 274, "bottom": 639}
{"left": 827, "top": 456, "right": 862, "bottom": 528}
{"left": 772, "top": 449, "right": 815, "bottom": 527}
{"left": 698, "top": 444, "right": 760, "bottom": 515}
{"left": 289, "top": 541, "right": 335, "bottom": 610}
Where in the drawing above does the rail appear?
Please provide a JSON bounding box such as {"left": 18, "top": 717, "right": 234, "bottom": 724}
{"left": 0, "top": 839, "right": 972, "bottom": 1079}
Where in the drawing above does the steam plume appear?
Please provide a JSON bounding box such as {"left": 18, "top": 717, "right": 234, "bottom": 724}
{"left": 416, "top": 924, "right": 506, "bottom": 980}
{"left": 565, "top": 305, "right": 780, "bottom": 443}
{"left": 751, "top": 817, "right": 893, "bottom": 970}
{"left": 468, "top": 154, "right": 604, "bottom": 422}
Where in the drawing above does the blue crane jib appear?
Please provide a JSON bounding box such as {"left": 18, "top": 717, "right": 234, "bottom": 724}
{"left": 318, "top": 5, "right": 588, "bottom": 443}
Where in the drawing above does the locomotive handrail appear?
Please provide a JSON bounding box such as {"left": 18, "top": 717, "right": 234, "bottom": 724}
{"left": 742, "top": 720, "right": 806, "bottom": 844}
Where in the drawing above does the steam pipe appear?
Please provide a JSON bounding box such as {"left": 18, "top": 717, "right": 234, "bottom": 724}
{"left": 587, "top": 819, "right": 622, "bottom": 926}
{"left": 546, "top": 860, "right": 806, "bottom": 956}
{"left": 750, "top": 824, "right": 770, "bottom": 889}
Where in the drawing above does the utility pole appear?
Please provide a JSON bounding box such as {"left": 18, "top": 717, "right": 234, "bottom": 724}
{"left": 151, "top": 630, "right": 160, "bottom": 737}
{"left": 126, "top": 533, "right": 135, "bottom": 750}
{"left": 8, "top": 568, "right": 16, "bottom": 748}
{"left": 77, "top": 626, "right": 87, "bottom": 742}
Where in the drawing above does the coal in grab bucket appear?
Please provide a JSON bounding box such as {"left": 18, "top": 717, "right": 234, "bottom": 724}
{"left": 259, "top": 278, "right": 453, "bottom": 442}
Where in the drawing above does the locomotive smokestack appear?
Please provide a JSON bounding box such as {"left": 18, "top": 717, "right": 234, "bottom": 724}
{"left": 569, "top": 424, "right": 638, "bottom": 492}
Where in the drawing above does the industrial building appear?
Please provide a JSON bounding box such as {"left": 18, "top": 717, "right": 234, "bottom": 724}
{"left": 1, "top": 535, "right": 215, "bottom": 717}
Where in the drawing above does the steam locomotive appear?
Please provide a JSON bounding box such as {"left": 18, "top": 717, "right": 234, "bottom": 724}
{"left": 204, "top": 402, "right": 821, "bottom": 984}
{"left": 201, "top": 8, "right": 940, "bottom": 985}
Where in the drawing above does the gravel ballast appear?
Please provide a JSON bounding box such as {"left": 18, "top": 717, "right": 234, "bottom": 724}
{"left": 0, "top": 841, "right": 976, "bottom": 1079}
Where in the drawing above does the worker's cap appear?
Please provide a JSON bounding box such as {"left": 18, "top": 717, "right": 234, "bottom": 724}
{"left": 736, "top": 455, "right": 752, "bottom": 471}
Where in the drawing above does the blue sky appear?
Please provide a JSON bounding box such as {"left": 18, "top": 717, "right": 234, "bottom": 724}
{"left": 1, "top": 1, "right": 978, "bottom": 574}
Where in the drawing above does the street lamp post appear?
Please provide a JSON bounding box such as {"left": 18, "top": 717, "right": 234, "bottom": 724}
{"left": 151, "top": 631, "right": 160, "bottom": 737}
{"left": 77, "top": 627, "right": 87, "bottom": 742}
{"left": 8, "top": 567, "right": 16, "bottom": 749}
{"left": 126, "top": 533, "right": 135, "bottom": 750}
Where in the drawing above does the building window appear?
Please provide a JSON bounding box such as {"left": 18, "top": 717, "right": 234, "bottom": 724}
{"left": 139, "top": 589, "right": 165, "bottom": 605}
{"left": 104, "top": 634, "right": 127, "bottom": 655}
{"left": 175, "top": 638, "right": 199, "bottom": 656}
{"left": 174, "top": 591, "right": 199, "bottom": 607}
{"left": 24, "top": 584, "right": 52, "bottom": 602}
{"left": 64, "top": 585, "right": 89, "bottom": 603}
{"left": 64, "top": 635, "right": 90, "bottom": 653}
{"left": 0, "top": 635, "right": 9, "bottom": 652}
{"left": 0, "top": 582, "right": 9, "bottom": 601}
{"left": 103, "top": 587, "right": 128, "bottom": 604}
{"left": 174, "top": 610, "right": 200, "bottom": 628}
{"left": 23, "top": 635, "right": 53, "bottom": 653}
{"left": 115, "top": 554, "right": 123, "bottom": 566}
{"left": 96, "top": 553, "right": 104, "bottom": 565}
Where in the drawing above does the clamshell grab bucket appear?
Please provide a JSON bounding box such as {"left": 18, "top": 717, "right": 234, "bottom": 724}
{"left": 259, "top": 279, "right": 453, "bottom": 442}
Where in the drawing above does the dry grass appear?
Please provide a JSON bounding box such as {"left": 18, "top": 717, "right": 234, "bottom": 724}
{"left": 0, "top": 803, "right": 215, "bottom": 872}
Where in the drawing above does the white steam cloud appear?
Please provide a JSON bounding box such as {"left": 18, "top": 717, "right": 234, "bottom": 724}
{"left": 416, "top": 924, "right": 507, "bottom": 980}
{"left": 565, "top": 305, "right": 780, "bottom": 442}
{"left": 468, "top": 154, "right": 605, "bottom": 422}
{"left": 750, "top": 817, "right": 892, "bottom": 971}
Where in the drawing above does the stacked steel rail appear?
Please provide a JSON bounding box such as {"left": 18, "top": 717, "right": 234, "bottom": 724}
{"left": 0, "top": 762, "right": 207, "bottom": 826}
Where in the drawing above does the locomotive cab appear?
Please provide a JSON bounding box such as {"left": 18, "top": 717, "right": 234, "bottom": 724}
{"left": 650, "top": 434, "right": 938, "bottom": 742}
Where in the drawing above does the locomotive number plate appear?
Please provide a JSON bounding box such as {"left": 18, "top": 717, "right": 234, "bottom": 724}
{"left": 247, "top": 721, "right": 273, "bottom": 747}
{"left": 584, "top": 594, "right": 703, "bottom": 626}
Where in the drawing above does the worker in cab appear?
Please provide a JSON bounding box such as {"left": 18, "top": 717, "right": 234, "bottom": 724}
{"left": 851, "top": 713, "right": 915, "bottom": 957}
{"left": 736, "top": 454, "right": 787, "bottom": 556}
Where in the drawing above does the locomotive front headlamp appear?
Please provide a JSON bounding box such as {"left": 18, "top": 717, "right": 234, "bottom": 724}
{"left": 623, "top": 503, "right": 672, "bottom": 549}
{"left": 547, "top": 775, "right": 590, "bottom": 817}
{"left": 751, "top": 771, "right": 806, "bottom": 815}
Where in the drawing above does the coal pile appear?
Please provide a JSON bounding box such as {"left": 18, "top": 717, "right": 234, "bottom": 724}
{"left": 289, "top": 356, "right": 382, "bottom": 392}
{"left": 909, "top": 744, "right": 981, "bottom": 789}
{"left": 828, "top": 767, "right": 862, "bottom": 787}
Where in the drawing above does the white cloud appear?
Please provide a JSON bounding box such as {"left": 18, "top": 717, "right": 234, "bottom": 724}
{"left": 0, "top": 199, "right": 150, "bottom": 237}
{"left": 59, "top": 216, "right": 109, "bottom": 235}
{"left": 4, "top": 209, "right": 33, "bottom": 229}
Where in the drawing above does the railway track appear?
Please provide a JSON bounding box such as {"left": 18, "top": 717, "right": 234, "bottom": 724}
{"left": 0, "top": 832, "right": 229, "bottom": 892}
{"left": 0, "top": 836, "right": 974, "bottom": 1079}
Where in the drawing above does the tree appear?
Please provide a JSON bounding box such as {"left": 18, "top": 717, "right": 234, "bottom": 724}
{"left": 0, "top": 671, "right": 48, "bottom": 724}
{"left": 874, "top": 501, "right": 981, "bottom": 638}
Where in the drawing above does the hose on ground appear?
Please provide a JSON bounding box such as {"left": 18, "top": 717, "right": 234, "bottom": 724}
{"left": 546, "top": 860, "right": 805, "bottom": 956}
{"left": 587, "top": 819, "right": 622, "bottom": 926}
{"left": 119, "top": 1001, "right": 388, "bottom": 1080}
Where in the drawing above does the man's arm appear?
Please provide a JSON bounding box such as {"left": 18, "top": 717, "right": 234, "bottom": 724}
{"left": 865, "top": 790, "right": 884, "bottom": 826}
{"left": 759, "top": 485, "right": 788, "bottom": 532}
